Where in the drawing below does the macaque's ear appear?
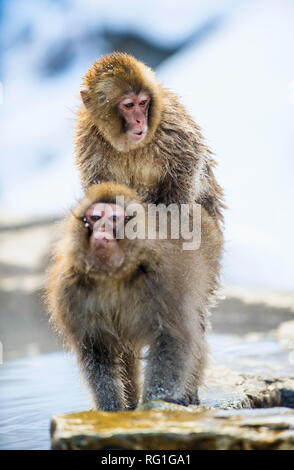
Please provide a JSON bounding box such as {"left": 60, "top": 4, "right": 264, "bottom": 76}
{"left": 80, "top": 86, "right": 90, "bottom": 107}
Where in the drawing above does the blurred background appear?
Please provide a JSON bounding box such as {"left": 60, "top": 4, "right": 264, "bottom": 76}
{"left": 1, "top": 0, "right": 294, "bottom": 359}
{"left": 0, "top": 0, "right": 294, "bottom": 451}
{"left": 0, "top": 0, "right": 294, "bottom": 355}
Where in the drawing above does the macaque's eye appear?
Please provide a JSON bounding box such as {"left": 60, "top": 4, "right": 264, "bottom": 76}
{"left": 90, "top": 215, "right": 101, "bottom": 222}
{"left": 124, "top": 102, "right": 134, "bottom": 109}
{"left": 139, "top": 100, "right": 147, "bottom": 106}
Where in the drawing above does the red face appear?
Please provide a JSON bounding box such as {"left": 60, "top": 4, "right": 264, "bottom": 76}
{"left": 118, "top": 92, "right": 150, "bottom": 142}
{"left": 83, "top": 202, "right": 126, "bottom": 269}
{"left": 85, "top": 202, "right": 125, "bottom": 244}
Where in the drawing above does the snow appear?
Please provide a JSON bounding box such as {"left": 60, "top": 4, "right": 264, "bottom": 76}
{"left": 158, "top": 0, "right": 294, "bottom": 290}
{"left": 0, "top": 0, "right": 234, "bottom": 218}
{"left": 0, "top": 0, "right": 293, "bottom": 290}
{"left": 2, "top": 0, "right": 236, "bottom": 49}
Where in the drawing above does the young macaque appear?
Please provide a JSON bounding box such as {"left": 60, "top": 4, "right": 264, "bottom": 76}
{"left": 46, "top": 183, "right": 223, "bottom": 411}
{"left": 75, "top": 53, "right": 225, "bottom": 221}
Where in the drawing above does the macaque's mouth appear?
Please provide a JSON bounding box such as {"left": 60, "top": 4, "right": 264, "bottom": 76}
{"left": 93, "top": 230, "right": 115, "bottom": 241}
{"left": 128, "top": 130, "right": 146, "bottom": 141}
{"left": 91, "top": 233, "right": 125, "bottom": 269}
{"left": 96, "top": 237, "right": 111, "bottom": 243}
{"left": 92, "top": 232, "right": 116, "bottom": 247}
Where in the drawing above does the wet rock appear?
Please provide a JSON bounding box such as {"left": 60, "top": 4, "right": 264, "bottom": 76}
{"left": 51, "top": 372, "right": 294, "bottom": 450}
{"left": 200, "top": 367, "right": 283, "bottom": 409}
{"left": 51, "top": 406, "right": 294, "bottom": 450}
{"left": 262, "top": 378, "right": 294, "bottom": 409}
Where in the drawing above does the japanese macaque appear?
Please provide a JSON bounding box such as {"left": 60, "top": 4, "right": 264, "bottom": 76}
{"left": 75, "top": 53, "right": 225, "bottom": 221}
{"left": 46, "top": 183, "right": 223, "bottom": 411}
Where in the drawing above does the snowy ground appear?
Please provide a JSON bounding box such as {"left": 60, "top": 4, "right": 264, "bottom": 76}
{"left": 0, "top": 0, "right": 293, "bottom": 290}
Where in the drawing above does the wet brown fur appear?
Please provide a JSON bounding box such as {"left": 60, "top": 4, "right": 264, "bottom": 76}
{"left": 75, "top": 53, "right": 225, "bottom": 222}
{"left": 46, "top": 183, "right": 223, "bottom": 411}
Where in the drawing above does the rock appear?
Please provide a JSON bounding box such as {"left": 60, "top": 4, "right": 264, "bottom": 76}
{"left": 265, "top": 378, "right": 294, "bottom": 409}
{"left": 50, "top": 372, "right": 294, "bottom": 450}
{"left": 200, "top": 367, "right": 283, "bottom": 409}
{"left": 51, "top": 406, "right": 294, "bottom": 450}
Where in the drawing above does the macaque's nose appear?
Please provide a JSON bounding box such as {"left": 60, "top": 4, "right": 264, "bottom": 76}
{"left": 134, "top": 109, "right": 144, "bottom": 124}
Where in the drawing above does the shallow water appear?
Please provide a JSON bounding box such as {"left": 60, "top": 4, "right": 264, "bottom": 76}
{"left": 0, "top": 353, "right": 89, "bottom": 450}
{"left": 0, "top": 333, "right": 292, "bottom": 450}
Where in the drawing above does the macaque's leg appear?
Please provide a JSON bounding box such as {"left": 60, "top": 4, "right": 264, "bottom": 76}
{"left": 184, "top": 335, "right": 208, "bottom": 405}
{"left": 121, "top": 350, "right": 141, "bottom": 410}
{"left": 142, "top": 330, "right": 193, "bottom": 405}
{"left": 79, "top": 340, "right": 126, "bottom": 411}
{"left": 184, "top": 365, "right": 205, "bottom": 406}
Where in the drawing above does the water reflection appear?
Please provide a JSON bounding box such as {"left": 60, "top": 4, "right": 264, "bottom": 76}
{"left": 0, "top": 334, "right": 292, "bottom": 450}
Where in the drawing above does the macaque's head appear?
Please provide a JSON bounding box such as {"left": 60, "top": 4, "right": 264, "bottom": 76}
{"left": 80, "top": 53, "right": 162, "bottom": 152}
{"left": 69, "top": 183, "right": 144, "bottom": 278}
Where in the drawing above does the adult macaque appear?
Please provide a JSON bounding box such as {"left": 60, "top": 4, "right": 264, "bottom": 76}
{"left": 46, "top": 183, "right": 223, "bottom": 411}
{"left": 75, "top": 53, "right": 225, "bottom": 221}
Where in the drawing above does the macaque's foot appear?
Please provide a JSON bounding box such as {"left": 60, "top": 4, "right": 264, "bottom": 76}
{"left": 190, "top": 395, "right": 200, "bottom": 405}
{"left": 162, "top": 397, "right": 190, "bottom": 407}
{"left": 126, "top": 403, "right": 138, "bottom": 410}
{"left": 162, "top": 393, "right": 200, "bottom": 407}
{"left": 187, "top": 394, "right": 200, "bottom": 405}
